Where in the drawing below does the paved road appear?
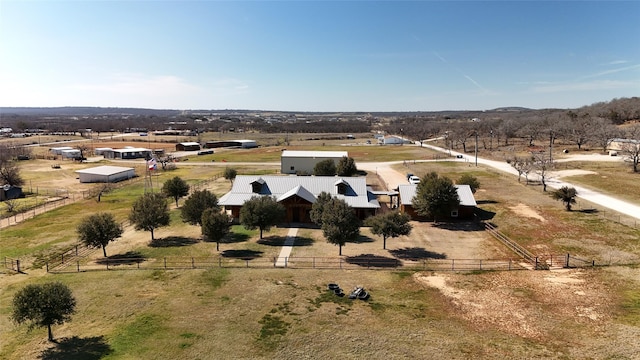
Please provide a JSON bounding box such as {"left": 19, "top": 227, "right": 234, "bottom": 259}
{"left": 417, "top": 142, "right": 640, "bottom": 221}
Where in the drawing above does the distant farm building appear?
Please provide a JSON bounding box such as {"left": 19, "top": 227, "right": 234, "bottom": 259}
{"left": 204, "top": 139, "right": 258, "bottom": 149}
{"left": 60, "top": 149, "right": 82, "bottom": 159}
{"left": 76, "top": 166, "right": 136, "bottom": 183}
{"left": 280, "top": 150, "right": 348, "bottom": 175}
{"left": 94, "top": 147, "right": 113, "bottom": 156}
{"left": 397, "top": 184, "right": 477, "bottom": 220}
{"left": 102, "top": 147, "right": 152, "bottom": 160}
{"left": 50, "top": 146, "right": 75, "bottom": 155}
{"left": 609, "top": 138, "right": 640, "bottom": 151}
{"left": 176, "top": 142, "right": 201, "bottom": 151}
{"left": 381, "top": 135, "right": 405, "bottom": 145}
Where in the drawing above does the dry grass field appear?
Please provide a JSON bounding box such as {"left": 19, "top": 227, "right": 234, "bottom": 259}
{"left": 1, "top": 137, "right": 640, "bottom": 359}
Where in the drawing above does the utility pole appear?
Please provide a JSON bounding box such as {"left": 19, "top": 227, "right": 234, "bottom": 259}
{"left": 475, "top": 131, "right": 478, "bottom": 167}
{"left": 549, "top": 130, "right": 553, "bottom": 163}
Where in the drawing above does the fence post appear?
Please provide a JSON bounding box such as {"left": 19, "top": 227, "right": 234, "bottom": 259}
{"left": 566, "top": 254, "right": 570, "bottom": 268}
{"left": 508, "top": 259, "right": 511, "bottom": 271}
{"left": 164, "top": 257, "right": 167, "bottom": 269}
{"left": 192, "top": 257, "right": 195, "bottom": 269}
{"left": 76, "top": 245, "right": 78, "bottom": 256}
{"left": 535, "top": 257, "right": 539, "bottom": 270}
{"left": 451, "top": 259, "right": 455, "bottom": 271}
{"left": 313, "top": 257, "right": 315, "bottom": 269}
{"left": 339, "top": 258, "right": 342, "bottom": 269}
{"left": 246, "top": 259, "right": 249, "bottom": 268}
{"left": 77, "top": 261, "right": 80, "bottom": 272}
{"left": 61, "top": 253, "right": 64, "bottom": 264}
{"left": 16, "top": 259, "right": 20, "bottom": 273}
{"left": 46, "top": 262, "right": 49, "bottom": 272}
{"left": 479, "top": 259, "right": 482, "bottom": 271}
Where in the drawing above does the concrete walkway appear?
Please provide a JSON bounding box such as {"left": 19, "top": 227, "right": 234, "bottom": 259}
{"left": 275, "top": 227, "right": 298, "bottom": 267}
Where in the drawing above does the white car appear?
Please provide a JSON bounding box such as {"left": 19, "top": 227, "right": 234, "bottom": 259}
{"left": 408, "top": 176, "right": 420, "bottom": 184}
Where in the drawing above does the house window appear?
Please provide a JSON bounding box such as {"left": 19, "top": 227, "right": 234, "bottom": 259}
{"left": 290, "top": 166, "right": 295, "bottom": 171}
{"left": 451, "top": 210, "right": 459, "bottom": 218}
{"left": 252, "top": 183, "right": 262, "bottom": 193}
{"left": 336, "top": 183, "right": 347, "bottom": 195}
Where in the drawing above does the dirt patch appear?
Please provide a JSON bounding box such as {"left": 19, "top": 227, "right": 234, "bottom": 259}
{"left": 509, "top": 203, "right": 546, "bottom": 222}
{"left": 414, "top": 269, "right": 613, "bottom": 341}
{"left": 551, "top": 169, "right": 598, "bottom": 178}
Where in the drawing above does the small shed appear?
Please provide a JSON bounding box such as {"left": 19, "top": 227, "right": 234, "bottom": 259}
{"left": 76, "top": 166, "right": 136, "bottom": 183}
{"left": 176, "top": 142, "right": 201, "bottom": 151}
{"left": 0, "top": 185, "right": 23, "bottom": 201}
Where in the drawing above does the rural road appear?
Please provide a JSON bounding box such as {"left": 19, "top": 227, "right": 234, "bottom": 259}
{"left": 416, "top": 142, "right": 640, "bottom": 221}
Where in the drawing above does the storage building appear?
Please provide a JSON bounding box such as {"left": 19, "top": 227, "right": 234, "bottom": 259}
{"left": 204, "top": 139, "right": 258, "bottom": 149}
{"left": 176, "top": 142, "right": 201, "bottom": 151}
{"left": 280, "top": 150, "right": 348, "bottom": 175}
{"left": 102, "top": 147, "right": 152, "bottom": 159}
{"left": 76, "top": 166, "right": 136, "bottom": 183}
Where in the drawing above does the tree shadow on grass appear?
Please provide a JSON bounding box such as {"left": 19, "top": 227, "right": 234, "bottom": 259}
{"left": 40, "top": 335, "right": 112, "bottom": 360}
{"left": 257, "top": 236, "right": 314, "bottom": 247}
{"left": 347, "top": 235, "right": 376, "bottom": 244}
{"left": 388, "top": 247, "right": 447, "bottom": 260}
{"left": 579, "top": 208, "right": 599, "bottom": 214}
{"left": 95, "top": 251, "right": 145, "bottom": 265}
{"left": 220, "top": 249, "right": 264, "bottom": 260}
{"left": 227, "top": 232, "right": 250, "bottom": 244}
{"left": 433, "top": 221, "right": 485, "bottom": 232}
{"left": 149, "top": 236, "right": 199, "bottom": 248}
{"left": 345, "top": 254, "right": 402, "bottom": 268}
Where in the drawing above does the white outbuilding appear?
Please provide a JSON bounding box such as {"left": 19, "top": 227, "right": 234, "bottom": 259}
{"left": 50, "top": 146, "right": 74, "bottom": 155}
{"left": 280, "top": 150, "right": 348, "bottom": 174}
{"left": 76, "top": 166, "right": 136, "bottom": 183}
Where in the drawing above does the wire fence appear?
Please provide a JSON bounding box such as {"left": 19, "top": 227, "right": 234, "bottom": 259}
{"left": 45, "top": 255, "right": 532, "bottom": 273}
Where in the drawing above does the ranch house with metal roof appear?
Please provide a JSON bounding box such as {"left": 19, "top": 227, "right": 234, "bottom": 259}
{"left": 219, "top": 175, "right": 379, "bottom": 223}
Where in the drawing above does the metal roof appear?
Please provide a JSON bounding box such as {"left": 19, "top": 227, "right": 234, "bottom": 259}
{"left": 398, "top": 184, "right": 477, "bottom": 207}
{"left": 219, "top": 175, "right": 379, "bottom": 209}
{"left": 281, "top": 150, "right": 348, "bottom": 158}
{"left": 76, "top": 166, "right": 135, "bottom": 176}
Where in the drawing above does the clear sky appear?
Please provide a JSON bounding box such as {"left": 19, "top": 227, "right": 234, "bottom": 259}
{"left": 1, "top": 1, "right": 638, "bottom": 112}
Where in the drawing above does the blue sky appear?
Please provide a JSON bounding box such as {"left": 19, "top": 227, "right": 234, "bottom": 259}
{"left": 1, "top": 1, "right": 638, "bottom": 112}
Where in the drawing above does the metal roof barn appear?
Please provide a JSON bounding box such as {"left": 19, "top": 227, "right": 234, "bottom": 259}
{"left": 280, "top": 150, "right": 348, "bottom": 174}
{"left": 76, "top": 166, "right": 136, "bottom": 183}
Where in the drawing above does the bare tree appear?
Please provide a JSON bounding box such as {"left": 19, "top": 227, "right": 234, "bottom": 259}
{"left": 532, "top": 153, "right": 553, "bottom": 191}
{"left": 591, "top": 117, "right": 621, "bottom": 154}
{"left": 507, "top": 157, "right": 534, "bottom": 183}
{"left": 620, "top": 124, "right": 640, "bottom": 173}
